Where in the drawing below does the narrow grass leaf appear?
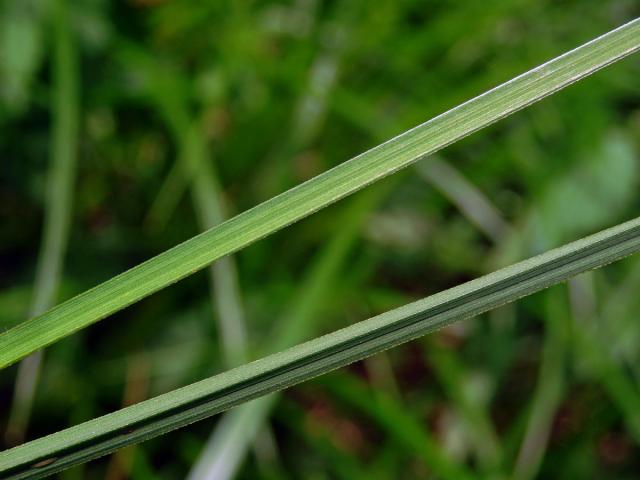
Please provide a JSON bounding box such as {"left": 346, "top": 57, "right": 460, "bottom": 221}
{"left": 416, "top": 156, "right": 510, "bottom": 242}
{"left": 512, "top": 287, "right": 569, "bottom": 480}
{"left": 2, "top": 216, "right": 640, "bottom": 479}
{"left": 1, "top": 20, "right": 638, "bottom": 369}
{"left": 6, "top": 0, "right": 79, "bottom": 444}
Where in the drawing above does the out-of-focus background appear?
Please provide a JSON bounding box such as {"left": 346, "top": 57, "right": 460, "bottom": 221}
{"left": 1, "top": 1, "right": 640, "bottom": 478}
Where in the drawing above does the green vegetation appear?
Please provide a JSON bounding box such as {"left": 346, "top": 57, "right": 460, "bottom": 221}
{"left": 1, "top": 1, "right": 639, "bottom": 479}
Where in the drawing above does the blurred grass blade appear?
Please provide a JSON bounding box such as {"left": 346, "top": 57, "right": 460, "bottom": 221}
{"left": 512, "top": 287, "right": 569, "bottom": 480}
{"left": 188, "top": 396, "right": 278, "bottom": 480}
{"left": 2, "top": 217, "right": 640, "bottom": 479}
{"left": 1, "top": 19, "right": 638, "bottom": 369}
{"left": 416, "top": 156, "right": 510, "bottom": 242}
{"left": 5, "top": 0, "right": 79, "bottom": 445}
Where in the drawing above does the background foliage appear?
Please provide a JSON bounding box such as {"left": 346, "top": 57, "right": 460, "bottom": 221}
{"left": 1, "top": 0, "right": 640, "bottom": 478}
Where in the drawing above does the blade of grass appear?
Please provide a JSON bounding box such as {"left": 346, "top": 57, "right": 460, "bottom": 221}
{"left": 512, "top": 287, "right": 569, "bottom": 480}
{"left": 416, "top": 156, "right": 510, "bottom": 243}
{"left": 187, "top": 395, "right": 278, "bottom": 480}
{"left": 2, "top": 216, "right": 640, "bottom": 478}
{"left": 5, "top": 0, "right": 79, "bottom": 445}
{"left": 1, "top": 19, "right": 638, "bottom": 369}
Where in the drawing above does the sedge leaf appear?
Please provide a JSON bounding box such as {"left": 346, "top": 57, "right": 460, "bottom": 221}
{"left": 0, "top": 19, "right": 638, "bottom": 369}
{"left": 6, "top": 0, "right": 80, "bottom": 444}
{"left": 1, "top": 216, "right": 640, "bottom": 479}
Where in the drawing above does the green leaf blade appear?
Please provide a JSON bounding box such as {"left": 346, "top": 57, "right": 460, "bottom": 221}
{"left": 1, "top": 19, "right": 638, "bottom": 369}
{"left": 2, "top": 216, "right": 640, "bottom": 479}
